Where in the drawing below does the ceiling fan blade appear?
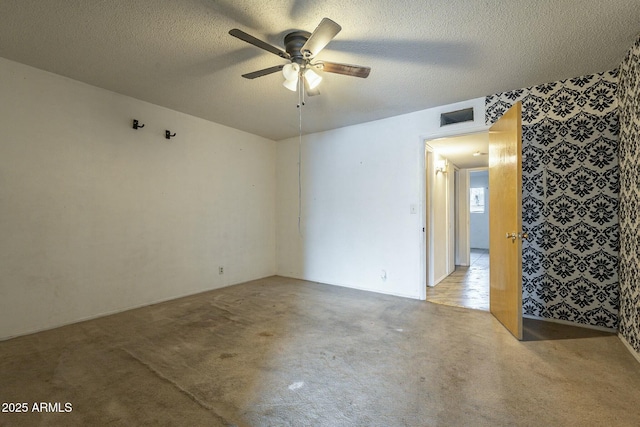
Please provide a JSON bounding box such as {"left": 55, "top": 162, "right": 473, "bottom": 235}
{"left": 301, "top": 18, "right": 341, "bottom": 58}
{"left": 320, "top": 61, "right": 371, "bottom": 78}
{"left": 242, "top": 65, "right": 284, "bottom": 79}
{"left": 229, "top": 29, "right": 290, "bottom": 59}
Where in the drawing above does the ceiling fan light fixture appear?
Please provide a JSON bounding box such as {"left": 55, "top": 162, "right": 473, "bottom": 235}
{"left": 230, "top": 19, "right": 370, "bottom": 95}
{"left": 304, "top": 68, "right": 322, "bottom": 89}
{"left": 283, "top": 77, "right": 299, "bottom": 91}
{"left": 282, "top": 63, "right": 300, "bottom": 81}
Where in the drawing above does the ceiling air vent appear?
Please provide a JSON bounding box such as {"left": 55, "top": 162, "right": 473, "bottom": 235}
{"left": 440, "top": 107, "right": 474, "bottom": 126}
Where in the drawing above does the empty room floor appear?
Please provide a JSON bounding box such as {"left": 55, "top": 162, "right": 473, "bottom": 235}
{"left": 427, "top": 248, "right": 489, "bottom": 311}
{"left": 2, "top": 276, "right": 640, "bottom": 426}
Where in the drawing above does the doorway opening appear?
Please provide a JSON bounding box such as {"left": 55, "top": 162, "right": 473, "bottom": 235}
{"left": 424, "top": 132, "right": 491, "bottom": 311}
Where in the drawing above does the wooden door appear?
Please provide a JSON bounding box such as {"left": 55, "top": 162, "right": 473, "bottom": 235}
{"left": 489, "top": 102, "right": 523, "bottom": 340}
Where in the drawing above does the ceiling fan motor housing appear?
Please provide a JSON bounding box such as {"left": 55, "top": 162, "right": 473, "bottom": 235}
{"left": 284, "top": 31, "right": 312, "bottom": 64}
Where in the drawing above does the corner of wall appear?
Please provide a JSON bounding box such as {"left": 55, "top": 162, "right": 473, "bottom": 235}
{"left": 0, "top": 57, "right": 278, "bottom": 339}
{"left": 616, "top": 33, "right": 640, "bottom": 357}
{"left": 486, "top": 68, "right": 620, "bottom": 331}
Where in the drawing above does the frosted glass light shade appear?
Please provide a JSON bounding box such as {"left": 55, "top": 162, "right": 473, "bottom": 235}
{"left": 304, "top": 68, "right": 322, "bottom": 89}
{"left": 283, "top": 77, "right": 298, "bottom": 91}
{"left": 282, "top": 63, "right": 300, "bottom": 81}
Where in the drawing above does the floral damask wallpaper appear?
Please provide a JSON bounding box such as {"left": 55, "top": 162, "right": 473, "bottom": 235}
{"left": 485, "top": 70, "right": 620, "bottom": 329}
{"left": 617, "top": 34, "right": 640, "bottom": 354}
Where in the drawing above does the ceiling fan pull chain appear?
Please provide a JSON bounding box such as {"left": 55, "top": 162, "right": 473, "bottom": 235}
{"left": 298, "top": 77, "right": 304, "bottom": 235}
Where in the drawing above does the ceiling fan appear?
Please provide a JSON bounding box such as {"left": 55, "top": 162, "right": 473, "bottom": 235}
{"left": 229, "top": 18, "right": 371, "bottom": 95}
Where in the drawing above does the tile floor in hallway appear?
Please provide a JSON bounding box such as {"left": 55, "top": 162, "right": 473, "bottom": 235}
{"left": 427, "top": 248, "right": 489, "bottom": 311}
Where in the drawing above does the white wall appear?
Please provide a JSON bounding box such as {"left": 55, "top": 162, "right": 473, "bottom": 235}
{"left": 455, "top": 169, "right": 470, "bottom": 266}
{"left": 0, "top": 57, "right": 276, "bottom": 339}
{"left": 469, "top": 170, "right": 489, "bottom": 249}
{"left": 430, "top": 153, "right": 453, "bottom": 285}
{"left": 276, "top": 98, "right": 487, "bottom": 299}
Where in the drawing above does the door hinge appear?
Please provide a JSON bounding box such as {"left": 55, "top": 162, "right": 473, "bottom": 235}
{"left": 506, "top": 231, "right": 529, "bottom": 241}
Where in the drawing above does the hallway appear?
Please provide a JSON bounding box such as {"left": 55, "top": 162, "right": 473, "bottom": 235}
{"left": 427, "top": 249, "right": 489, "bottom": 311}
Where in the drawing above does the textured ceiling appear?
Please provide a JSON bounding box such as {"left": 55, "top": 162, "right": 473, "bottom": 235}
{"left": 0, "top": 1, "right": 638, "bottom": 141}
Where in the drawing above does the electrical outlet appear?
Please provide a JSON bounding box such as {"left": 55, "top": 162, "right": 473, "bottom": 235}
{"left": 219, "top": 267, "right": 224, "bottom": 275}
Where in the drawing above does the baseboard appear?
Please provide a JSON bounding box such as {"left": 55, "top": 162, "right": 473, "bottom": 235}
{"left": 277, "top": 274, "right": 422, "bottom": 300}
{"left": 618, "top": 333, "right": 640, "bottom": 365}
{"left": 522, "top": 314, "right": 617, "bottom": 333}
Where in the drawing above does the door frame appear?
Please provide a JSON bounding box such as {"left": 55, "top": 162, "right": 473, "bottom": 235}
{"left": 466, "top": 166, "right": 490, "bottom": 257}
{"left": 454, "top": 168, "right": 470, "bottom": 267}
{"left": 419, "top": 125, "right": 490, "bottom": 299}
{"left": 422, "top": 146, "right": 433, "bottom": 296}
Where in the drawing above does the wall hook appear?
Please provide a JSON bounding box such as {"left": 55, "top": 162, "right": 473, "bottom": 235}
{"left": 132, "top": 119, "right": 145, "bottom": 129}
{"left": 165, "top": 130, "right": 176, "bottom": 140}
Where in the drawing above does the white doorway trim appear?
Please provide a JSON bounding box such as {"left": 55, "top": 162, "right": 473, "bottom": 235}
{"left": 456, "top": 169, "right": 470, "bottom": 267}
{"left": 420, "top": 125, "right": 490, "bottom": 297}
{"left": 419, "top": 145, "right": 434, "bottom": 299}
{"left": 467, "top": 166, "right": 490, "bottom": 255}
